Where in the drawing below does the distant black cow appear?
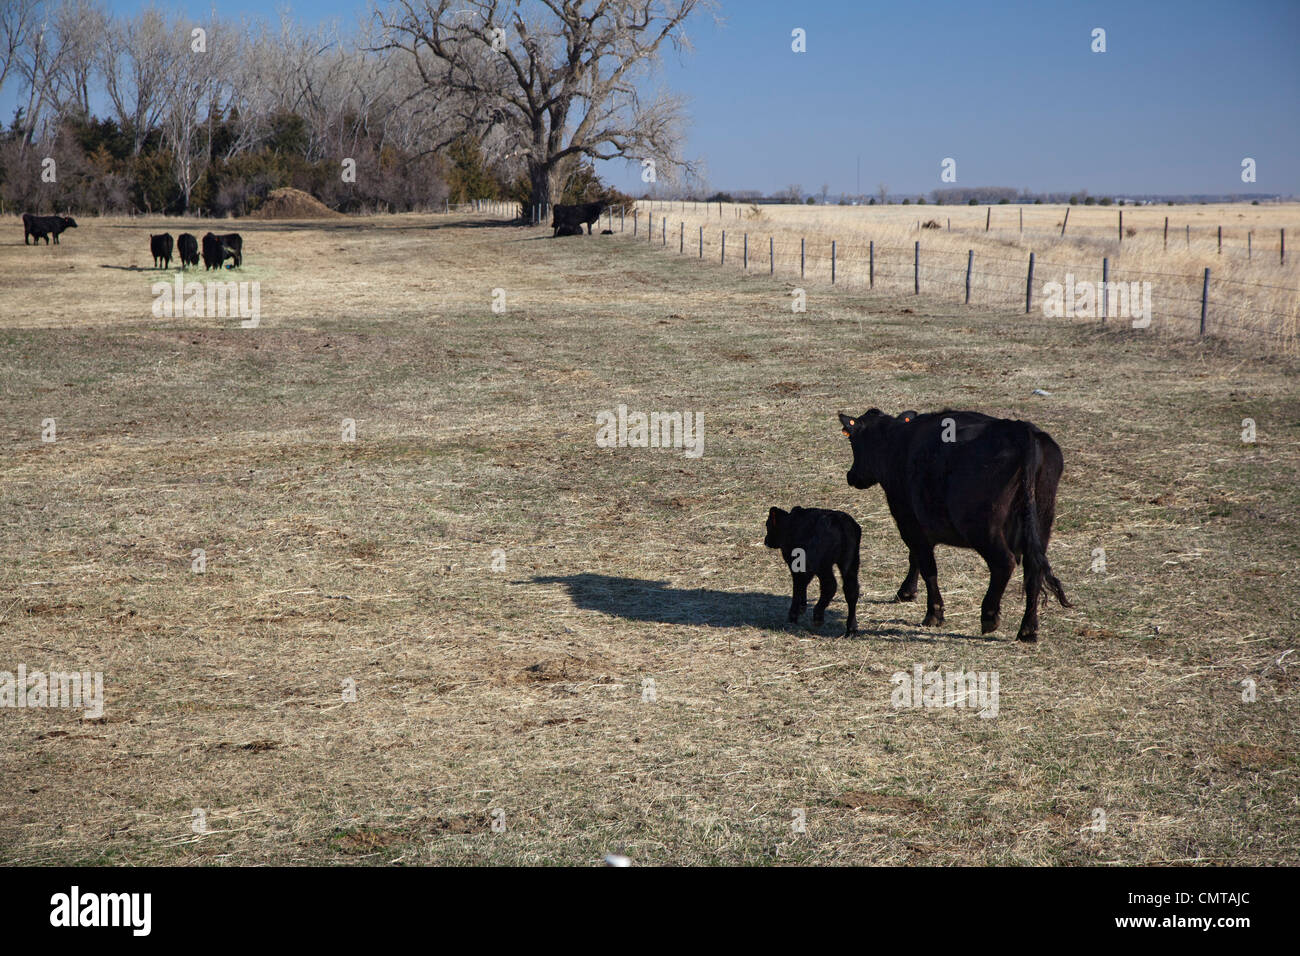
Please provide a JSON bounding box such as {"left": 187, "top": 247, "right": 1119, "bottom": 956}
{"left": 150, "top": 233, "right": 173, "bottom": 269}
{"left": 177, "top": 233, "right": 199, "bottom": 269}
{"left": 551, "top": 201, "right": 608, "bottom": 236}
{"left": 23, "top": 214, "right": 77, "bottom": 245}
{"left": 202, "top": 232, "right": 243, "bottom": 270}
{"left": 838, "top": 408, "right": 1071, "bottom": 642}
{"left": 765, "top": 506, "right": 861, "bottom": 637}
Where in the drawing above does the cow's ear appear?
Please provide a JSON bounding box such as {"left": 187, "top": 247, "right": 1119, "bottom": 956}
{"left": 838, "top": 412, "right": 857, "bottom": 436}
{"left": 768, "top": 506, "right": 787, "bottom": 523}
{"left": 898, "top": 410, "right": 919, "bottom": 423}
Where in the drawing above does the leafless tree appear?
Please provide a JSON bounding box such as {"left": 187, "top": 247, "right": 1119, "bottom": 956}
{"left": 99, "top": 7, "right": 184, "bottom": 155}
{"left": 375, "top": 0, "right": 708, "bottom": 207}
{"left": 0, "top": 0, "right": 41, "bottom": 98}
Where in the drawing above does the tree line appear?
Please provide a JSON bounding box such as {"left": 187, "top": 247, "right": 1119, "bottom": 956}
{"left": 0, "top": 0, "right": 702, "bottom": 216}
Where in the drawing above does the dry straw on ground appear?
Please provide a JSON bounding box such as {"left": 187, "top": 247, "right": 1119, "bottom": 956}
{"left": 0, "top": 210, "right": 1296, "bottom": 865}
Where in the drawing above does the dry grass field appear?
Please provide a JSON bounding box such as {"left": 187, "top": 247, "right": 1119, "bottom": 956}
{"left": 1, "top": 210, "right": 1297, "bottom": 865}
{"left": 631, "top": 200, "right": 1300, "bottom": 345}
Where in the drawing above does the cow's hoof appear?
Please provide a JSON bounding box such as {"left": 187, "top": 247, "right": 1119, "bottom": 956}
{"left": 843, "top": 624, "right": 858, "bottom": 638}
{"left": 921, "top": 613, "right": 943, "bottom": 627}
{"left": 812, "top": 614, "right": 825, "bottom": 627}
{"left": 894, "top": 590, "right": 917, "bottom": 603}
{"left": 980, "top": 615, "right": 999, "bottom": 634}
{"left": 1016, "top": 629, "right": 1039, "bottom": 643}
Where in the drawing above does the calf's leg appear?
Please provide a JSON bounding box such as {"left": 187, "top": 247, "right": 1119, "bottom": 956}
{"left": 841, "top": 558, "right": 859, "bottom": 636}
{"left": 812, "top": 569, "right": 837, "bottom": 626}
{"left": 788, "top": 571, "right": 811, "bottom": 623}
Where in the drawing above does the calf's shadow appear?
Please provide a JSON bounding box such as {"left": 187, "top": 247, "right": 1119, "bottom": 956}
{"left": 533, "top": 572, "right": 993, "bottom": 642}
{"left": 533, "top": 572, "right": 846, "bottom": 631}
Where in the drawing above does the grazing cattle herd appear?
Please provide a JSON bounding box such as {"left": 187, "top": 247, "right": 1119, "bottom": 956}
{"left": 14, "top": 209, "right": 1072, "bottom": 642}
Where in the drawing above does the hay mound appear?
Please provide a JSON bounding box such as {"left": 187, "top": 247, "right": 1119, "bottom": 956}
{"left": 252, "top": 187, "right": 343, "bottom": 220}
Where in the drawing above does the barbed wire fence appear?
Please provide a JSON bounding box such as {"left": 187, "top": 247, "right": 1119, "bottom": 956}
{"left": 445, "top": 198, "right": 1298, "bottom": 348}
{"left": 600, "top": 200, "right": 1299, "bottom": 349}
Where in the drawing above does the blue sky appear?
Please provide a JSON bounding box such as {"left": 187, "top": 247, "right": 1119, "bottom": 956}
{"left": 7, "top": 0, "right": 1297, "bottom": 196}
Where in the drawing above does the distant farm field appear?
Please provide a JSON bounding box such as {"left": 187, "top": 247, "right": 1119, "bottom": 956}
{"left": 1, "top": 211, "right": 1297, "bottom": 865}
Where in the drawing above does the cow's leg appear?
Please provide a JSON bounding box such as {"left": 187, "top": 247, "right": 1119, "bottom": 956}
{"left": 978, "top": 543, "right": 1016, "bottom": 635}
{"left": 788, "top": 571, "right": 811, "bottom": 623}
{"left": 812, "top": 569, "right": 837, "bottom": 626}
{"left": 896, "top": 556, "right": 919, "bottom": 602}
{"left": 916, "top": 547, "right": 944, "bottom": 626}
{"left": 840, "top": 558, "right": 859, "bottom": 637}
{"left": 1016, "top": 560, "right": 1043, "bottom": 642}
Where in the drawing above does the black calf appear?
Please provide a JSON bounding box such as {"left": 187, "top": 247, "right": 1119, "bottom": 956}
{"left": 765, "top": 506, "right": 861, "bottom": 636}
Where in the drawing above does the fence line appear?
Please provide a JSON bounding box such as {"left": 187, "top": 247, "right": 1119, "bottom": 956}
{"left": 606, "top": 206, "right": 1300, "bottom": 347}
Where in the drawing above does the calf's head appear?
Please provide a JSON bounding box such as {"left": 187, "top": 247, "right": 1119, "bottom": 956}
{"left": 764, "top": 507, "right": 789, "bottom": 549}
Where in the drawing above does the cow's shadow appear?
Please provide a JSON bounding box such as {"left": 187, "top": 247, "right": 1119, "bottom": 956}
{"left": 533, "top": 572, "right": 996, "bottom": 642}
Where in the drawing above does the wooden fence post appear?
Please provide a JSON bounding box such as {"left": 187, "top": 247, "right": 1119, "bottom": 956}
{"left": 769, "top": 236, "right": 774, "bottom": 275}
{"left": 800, "top": 237, "right": 805, "bottom": 278}
{"left": 699, "top": 225, "right": 703, "bottom": 258}
{"left": 1061, "top": 207, "right": 1069, "bottom": 236}
{"left": 680, "top": 221, "right": 684, "bottom": 253}
{"left": 1218, "top": 225, "right": 1222, "bottom": 254}
{"left": 914, "top": 241, "right": 919, "bottom": 294}
{"left": 1282, "top": 228, "right": 1286, "bottom": 265}
{"left": 662, "top": 217, "right": 666, "bottom": 246}
{"left": 1163, "top": 216, "right": 1168, "bottom": 250}
{"left": 1019, "top": 208, "right": 1023, "bottom": 233}
{"left": 985, "top": 207, "right": 991, "bottom": 232}
{"left": 721, "top": 230, "right": 726, "bottom": 264}
{"left": 1248, "top": 231, "right": 1251, "bottom": 260}
{"left": 869, "top": 240, "right": 874, "bottom": 289}
{"left": 744, "top": 233, "right": 748, "bottom": 270}
{"left": 1025, "top": 253, "right": 1035, "bottom": 314}
{"left": 831, "top": 240, "right": 836, "bottom": 284}
{"left": 1118, "top": 209, "right": 1123, "bottom": 243}
{"left": 965, "top": 250, "right": 973, "bottom": 304}
{"left": 1101, "top": 258, "right": 1109, "bottom": 322}
{"left": 1186, "top": 224, "right": 1190, "bottom": 247}
{"left": 633, "top": 210, "right": 637, "bottom": 235}
{"left": 1200, "top": 268, "right": 1210, "bottom": 336}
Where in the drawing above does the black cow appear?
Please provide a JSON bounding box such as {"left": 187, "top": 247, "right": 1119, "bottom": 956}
{"left": 150, "top": 233, "right": 173, "bottom": 269}
{"left": 23, "top": 214, "right": 77, "bottom": 245}
{"left": 202, "top": 232, "right": 243, "bottom": 270}
{"left": 765, "top": 506, "right": 861, "bottom": 637}
{"left": 551, "top": 201, "right": 608, "bottom": 236}
{"left": 177, "top": 233, "right": 199, "bottom": 269}
{"left": 838, "top": 408, "right": 1071, "bottom": 642}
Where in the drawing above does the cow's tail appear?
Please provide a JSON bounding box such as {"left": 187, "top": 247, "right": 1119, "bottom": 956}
{"left": 1019, "top": 428, "right": 1071, "bottom": 608}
